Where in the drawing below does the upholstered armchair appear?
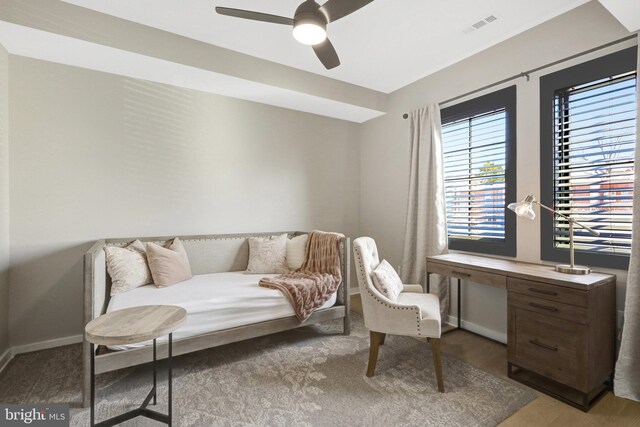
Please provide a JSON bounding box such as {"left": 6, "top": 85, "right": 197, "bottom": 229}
{"left": 353, "top": 237, "right": 444, "bottom": 392}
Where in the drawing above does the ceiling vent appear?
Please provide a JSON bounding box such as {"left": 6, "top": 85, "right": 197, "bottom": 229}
{"left": 464, "top": 15, "right": 498, "bottom": 34}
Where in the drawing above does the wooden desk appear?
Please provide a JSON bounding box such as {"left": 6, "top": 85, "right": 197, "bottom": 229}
{"left": 425, "top": 253, "right": 616, "bottom": 411}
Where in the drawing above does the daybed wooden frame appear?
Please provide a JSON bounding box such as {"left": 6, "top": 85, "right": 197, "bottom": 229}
{"left": 82, "top": 231, "right": 350, "bottom": 407}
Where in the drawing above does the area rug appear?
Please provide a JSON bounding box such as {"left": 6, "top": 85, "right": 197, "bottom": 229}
{"left": 0, "top": 315, "right": 535, "bottom": 426}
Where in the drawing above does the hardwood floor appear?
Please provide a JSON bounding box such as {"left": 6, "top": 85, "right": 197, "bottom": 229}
{"left": 350, "top": 294, "right": 640, "bottom": 426}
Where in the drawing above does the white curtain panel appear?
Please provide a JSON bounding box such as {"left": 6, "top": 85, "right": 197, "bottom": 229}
{"left": 401, "top": 104, "right": 449, "bottom": 318}
{"left": 614, "top": 46, "right": 640, "bottom": 402}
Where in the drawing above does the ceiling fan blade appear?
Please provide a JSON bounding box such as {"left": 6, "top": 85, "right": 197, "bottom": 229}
{"left": 215, "top": 7, "right": 294, "bottom": 25}
{"left": 312, "top": 38, "right": 340, "bottom": 69}
{"left": 319, "top": 0, "right": 374, "bottom": 23}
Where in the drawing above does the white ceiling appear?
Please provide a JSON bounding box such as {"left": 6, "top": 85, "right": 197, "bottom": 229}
{"left": 599, "top": 0, "right": 640, "bottom": 32}
{"left": 61, "top": 0, "right": 591, "bottom": 93}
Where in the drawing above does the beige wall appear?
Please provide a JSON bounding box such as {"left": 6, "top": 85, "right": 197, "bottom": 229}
{"left": 3, "top": 1, "right": 637, "bottom": 349}
{"left": 0, "top": 43, "right": 9, "bottom": 357}
{"left": 8, "top": 56, "right": 360, "bottom": 347}
{"left": 359, "top": 1, "right": 633, "bottom": 340}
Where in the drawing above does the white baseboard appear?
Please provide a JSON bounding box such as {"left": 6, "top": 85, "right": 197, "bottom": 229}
{"left": 349, "top": 287, "right": 360, "bottom": 296}
{"left": 12, "top": 334, "right": 83, "bottom": 356}
{"left": 445, "top": 315, "right": 507, "bottom": 344}
{"left": 0, "top": 348, "right": 11, "bottom": 373}
{"left": 0, "top": 334, "right": 83, "bottom": 375}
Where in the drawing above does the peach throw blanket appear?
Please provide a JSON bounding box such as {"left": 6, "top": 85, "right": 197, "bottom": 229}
{"left": 259, "top": 231, "right": 343, "bottom": 321}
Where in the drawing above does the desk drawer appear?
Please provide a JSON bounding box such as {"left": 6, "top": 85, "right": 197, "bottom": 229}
{"left": 511, "top": 308, "right": 584, "bottom": 389}
{"left": 508, "top": 292, "right": 588, "bottom": 324}
{"left": 426, "top": 262, "right": 506, "bottom": 288}
{"left": 507, "top": 277, "right": 587, "bottom": 308}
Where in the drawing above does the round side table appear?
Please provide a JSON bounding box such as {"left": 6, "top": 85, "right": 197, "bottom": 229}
{"left": 85, "top": 305, "right": 187, "bottom": 427}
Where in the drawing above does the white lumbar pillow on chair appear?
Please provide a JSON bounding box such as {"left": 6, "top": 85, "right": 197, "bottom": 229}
{"left": 371, "top": 260, "right": 403, "bottom": 302}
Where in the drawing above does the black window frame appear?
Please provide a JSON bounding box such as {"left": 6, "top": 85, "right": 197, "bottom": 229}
{"left": 540, "top": 47, "right": 637, "bottom": 270}
{"left": 440, "top": 85, "right": 517, "bottom": 257}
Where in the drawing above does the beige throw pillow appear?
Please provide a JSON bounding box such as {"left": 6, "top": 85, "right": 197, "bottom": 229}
{"left": 371, "top": 260, "right": 403, "bottom": 302}
{"left": 105, "top": 240, "right": 153, "bottom": 296}
{"left": 246, "top": 234, "right": 288, "bottom": 274}
{"left": 147, "top": 237, "right": 193, "bottom": 287}
{"left": 286, "top": 234, "right": 308, "bottom": 270}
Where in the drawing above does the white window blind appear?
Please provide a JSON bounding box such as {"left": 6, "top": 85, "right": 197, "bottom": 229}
{"left": 553, "top": 71, "right": 637, "bottom": 255}
{"left": 442, "top": 109, "right": 507, "bottom": 242}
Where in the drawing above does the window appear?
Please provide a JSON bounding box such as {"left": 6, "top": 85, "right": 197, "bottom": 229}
{"left": 540, "top": 47, "right": 637, "bottom": 269}
{"left": 441, "top": 86, "right": 517, "bottom": 256}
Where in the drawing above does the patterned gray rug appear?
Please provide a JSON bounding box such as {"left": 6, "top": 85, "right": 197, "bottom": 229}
{"left": 0, "top": 315, "right": 535, "bottom": 426}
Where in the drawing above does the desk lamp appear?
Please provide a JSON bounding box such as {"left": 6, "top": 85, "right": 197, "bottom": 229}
{"left": 507, "top": 195, "right": 600, "bottom": 275}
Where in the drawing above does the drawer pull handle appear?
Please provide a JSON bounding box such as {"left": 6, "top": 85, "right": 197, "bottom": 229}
{"left": 529, "top": 339, "right": 558, "bottom": 352}
{"left": 529, "top": 302, "right": 558, "bottom": 312}
{"left": 528, "top": 287, "right": 558, "bottom": 296}
{"left": 452, "top": 271, "right": 471, "bottom": 277}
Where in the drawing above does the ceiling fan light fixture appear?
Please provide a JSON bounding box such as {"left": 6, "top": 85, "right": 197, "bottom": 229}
{"left": 292, "top": 20, "right": 327, "bottom": 45}
{"left": 216, "top": 0, "right": 375, "bottom": 69}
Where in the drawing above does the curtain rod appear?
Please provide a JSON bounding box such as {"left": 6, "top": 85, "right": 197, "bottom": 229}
{"left": 402, "top": 33, "right": 638, "bottom": 119}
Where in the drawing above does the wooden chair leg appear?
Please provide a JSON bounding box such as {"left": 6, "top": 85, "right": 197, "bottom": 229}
{"left": 379, "top": 333, "right": 386, "bottom": 346}
{"left": 367, "top": 331, "right": 383, "bottom": 377}
{"left": 430, "top": 338, "right": 445, "bottom": 392}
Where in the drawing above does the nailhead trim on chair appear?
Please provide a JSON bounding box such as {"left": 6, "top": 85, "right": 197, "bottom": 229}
{"left": 353, "top": 245, "right": 422, "bottom": 334}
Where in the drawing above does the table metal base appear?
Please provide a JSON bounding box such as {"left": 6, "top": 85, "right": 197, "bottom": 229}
{"left": 90, "top": 334, "right": 174, "bottom": 426}
{"left": 427, "top": 275, "right": 462, "bottom": 335}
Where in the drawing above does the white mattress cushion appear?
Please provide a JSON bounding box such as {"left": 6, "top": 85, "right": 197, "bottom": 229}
{"left": 106, "top": 271, "right": 337, "bottom": 350}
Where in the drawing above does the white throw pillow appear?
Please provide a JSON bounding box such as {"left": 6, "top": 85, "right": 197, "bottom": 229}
{"left": 246, "top": 234, "right": 289, "bottom": 274}
{"left": 371, "top": 260, "right": 403, "bottom": 302}
{"left": 286, "top": 234, "right": 308, "bottom": 270}
{"left": 105, "top": 240, "right": 153, "bottom": 296}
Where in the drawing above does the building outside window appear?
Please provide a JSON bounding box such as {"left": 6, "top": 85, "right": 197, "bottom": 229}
{"left": 540, "top": 47, "right": 637, "bottom": 269}
{"left": 441, "top": 86, "right": 517, "bottom": 256}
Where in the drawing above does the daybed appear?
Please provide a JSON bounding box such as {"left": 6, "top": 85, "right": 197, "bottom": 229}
{"left": 82, "top": 231, "right": 350, "bottom": 407}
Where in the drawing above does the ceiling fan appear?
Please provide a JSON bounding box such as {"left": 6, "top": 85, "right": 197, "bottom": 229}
{"left": 215, "top": 0, "right": 374, "bottom": 70}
